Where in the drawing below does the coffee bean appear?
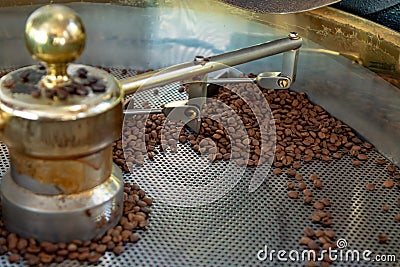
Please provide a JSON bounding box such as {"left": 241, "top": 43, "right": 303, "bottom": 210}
{"left": 366, "top": 183, "right": 376, "bottom": 191}
{"left": 41, "top": 241, "right": 58, "bottom": 253}
{"left": 78, "top": 252, "right": 89, "bottom": 261}
{"left": 130, "top": 234, "right": 140, "bottom": 243}
{"left": 383, "top": 180, "right": 394, "bottom": 189}
{"left": 382, "top": 205, "right": 390, "bottom": 212}
{"left": 77, "top": 67, "right": 88, "bottom": 78}
{"left": 139, "top": 220, "right": 149, "bottom": 228}
{"left": 78, "top": 247, "right": 91, "bottom": 253}
{"left": 95, "top": 244, "right": 107, "bottom": 253}
{"left": 26, "top": 254, "right": 40, "bottom": 265}
{"left": 76, "top": 86, "right": 89, "bottom": 96}
{"left": 321, "top": 155, "right": 331, "bottom": 162}
{"left": 322, "top": 243, "right": 337, "bottom": 251}
{"left": 67, "top": 243, "right": 78, "bottom": 252}
{"left": 313, "top": 180, "right": 323, "bottom": 189}
{"left": 309, "top": 174, "right": 318, "bottom": 181}
{"left": 8, "top": 253, "right": 20, "bottom": 263}
{"left": 323, "top": 254, "right": 334, "bottom": 263}
{"left": 311, "top": 213, "right": 321, "bottom": 223}
{"left": 7, "top": 233, "right": 18, "bottom": 250}
{"left": 298, "top": 182, "right": 307, "bottom": 191}
{"left": 332, "top": 152, "right": 342, "bottom": 159}
{"left": 387, "top": 165, "right": 396, "bottom": 173}
{"left": 300, "top": 236, "right": 312, "bottom": 245}
{"left": 357, "top": 154, "right": 368, "bottom": 161}
{"left": 288, "top": 190, "right": 299, "bottom": 199}
{"left": 57, "top": 249, "right": 68, "bottom": 256}
{"left": 287, "top": 182, "right": 295, "bottom": 189}
{"left": 40, "top": 253, "right": 53, "bottom": 264}
{"left": 352, "top": 160, "right": 362, "bottom": 166}
{"left": 273, "top": 168, "right": 282, "bottom": 175}
{"left": 303, "top": 189, "right": 313, "bottom": 197}
{"left": 56, "top": 88, "right": 68, "bottom": 100}
{"left": 304, "top": 196, "right": 313, "bottom": 204}
{"left": 293, "top": 161, "right": 301, "bottom": 169}
{"left": 376, "top": 158, "right": 387, "bottom": 165}
{"left": 305, "top": 261, "right": 318, "bottom": 267}
{"left": 304, "top": 155, "right": 313, "bottom": 162}
{"left": 315, "top": 230, "right": 325, "bottom": 237}
{"left": 137, "top": 200, "right": 147, "bottom": 207}
{"left": 92, "top": 83, "right": 106, "bottom": 93}
{"left": 395, "top": 215, "right": 400, "bottom": 222}
{"left": 304, "top": 228, "right": 315, "bottom": 237}
{"left": 321, "top": 218, "right": 333, "bottom": 226}
{"left": 313, "top": 202, "right": 325, "bottom": 210}
{"left": 308, "top": 241, "right": 320, "bottom": 250}
{"left": 287, "top": 169, "right": 296, "bottom": 176}
{"left": 319, "top": 236, "right": 330, "bottom": 244}
{"left": 378, "top": 234, "right": 388, "bottom": 244}
{"left": 295, "top": 173, "right": 303, "bottom": 181}
{"left": 106, "top": 241, "right": 115, "bottom": 250}
{"left": 27, "top": 246, "right": 41, "bottom": 253}
{"left": 87, "top": 252, "right": 102, "bottom": 263}
{"left": 320, "top": 198, "right": 331, "bottom": 207}
{"left": 16, "top": 238, "right": 28, "bottom": 250}
{"left": 113, "top": 246, "right": 124, "bottom": 255}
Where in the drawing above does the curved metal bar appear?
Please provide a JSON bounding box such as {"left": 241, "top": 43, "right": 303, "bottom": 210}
{"left": 120, "top": 35, "right": 302, "bottom": 95}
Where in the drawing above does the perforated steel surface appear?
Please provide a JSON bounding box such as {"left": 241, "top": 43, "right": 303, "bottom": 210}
{"left": 0, "top": 68, "right": 399, "bottom": 266}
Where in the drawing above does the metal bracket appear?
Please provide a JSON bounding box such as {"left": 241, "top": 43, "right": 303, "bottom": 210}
{"left": 207, "top": 47, "right": 299, "bottom": 89}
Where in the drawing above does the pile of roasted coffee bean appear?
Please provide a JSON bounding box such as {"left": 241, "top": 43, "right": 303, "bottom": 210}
{"left": 0, "top": 182, "right": 152, "bottom": 265}
{"left": 115, "top": 81, "right": 278, "bottom": 170}
{"left": 115, "top": 76, "right": 375, "bottom": 171}
{"left": 1, "top": 66, "right": 107, "bottom": 100}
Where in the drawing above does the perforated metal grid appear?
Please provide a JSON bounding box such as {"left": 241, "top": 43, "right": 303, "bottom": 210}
{"left": 0, "top": 67, "right": 399, "bottom": 266}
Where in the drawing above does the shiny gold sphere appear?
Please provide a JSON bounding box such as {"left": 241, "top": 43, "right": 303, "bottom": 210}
{"left": 25, "top": 5, "right": 86, "bottom": 64}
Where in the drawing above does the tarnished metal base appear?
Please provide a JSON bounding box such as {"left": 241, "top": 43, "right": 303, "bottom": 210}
{"left": 0, "top": 164, "right": 123, "bottom": 243}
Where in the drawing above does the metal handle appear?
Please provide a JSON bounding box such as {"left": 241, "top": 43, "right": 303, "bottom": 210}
{"left": 121, "top": 33, "right": 302, "bottom": 95}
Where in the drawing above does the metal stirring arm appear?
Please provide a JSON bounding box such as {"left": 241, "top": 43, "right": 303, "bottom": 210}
{"left": 123, "top": 33, "right": 302, "bottom": 133}
{"left": 121, "top": 32, "right": 302, "bottom": 94}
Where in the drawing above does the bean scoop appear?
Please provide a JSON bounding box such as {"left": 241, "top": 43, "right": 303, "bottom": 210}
{"left": 0, "top": 5, "right": 124, "bottom": 242}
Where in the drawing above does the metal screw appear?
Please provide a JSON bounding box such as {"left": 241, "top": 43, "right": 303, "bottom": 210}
{"left": 184, "top": 107, "right": 198, "bottom": 119}
{"left": 194, "top": 55, "right": 204, "bottom": 65}
{"left": 289, "top": 32, "right": 300, "bottom": 40}
{"left": 278, "top": 79, "right": 289, "bottom": 88}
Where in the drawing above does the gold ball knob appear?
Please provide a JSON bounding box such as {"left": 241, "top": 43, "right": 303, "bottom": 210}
{"left": 25, "top": 4, "right": 85, "bottom": 64}
{"left": 25, "top": 5, "right": 86, "bottom": 88}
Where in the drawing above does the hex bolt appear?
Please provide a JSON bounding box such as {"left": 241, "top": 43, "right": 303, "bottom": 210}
{"left": 289, "top": 32, "right": 300, "bottom": 40}
{"left": 194, "top": 55, "right": 204, "bottom": 65}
